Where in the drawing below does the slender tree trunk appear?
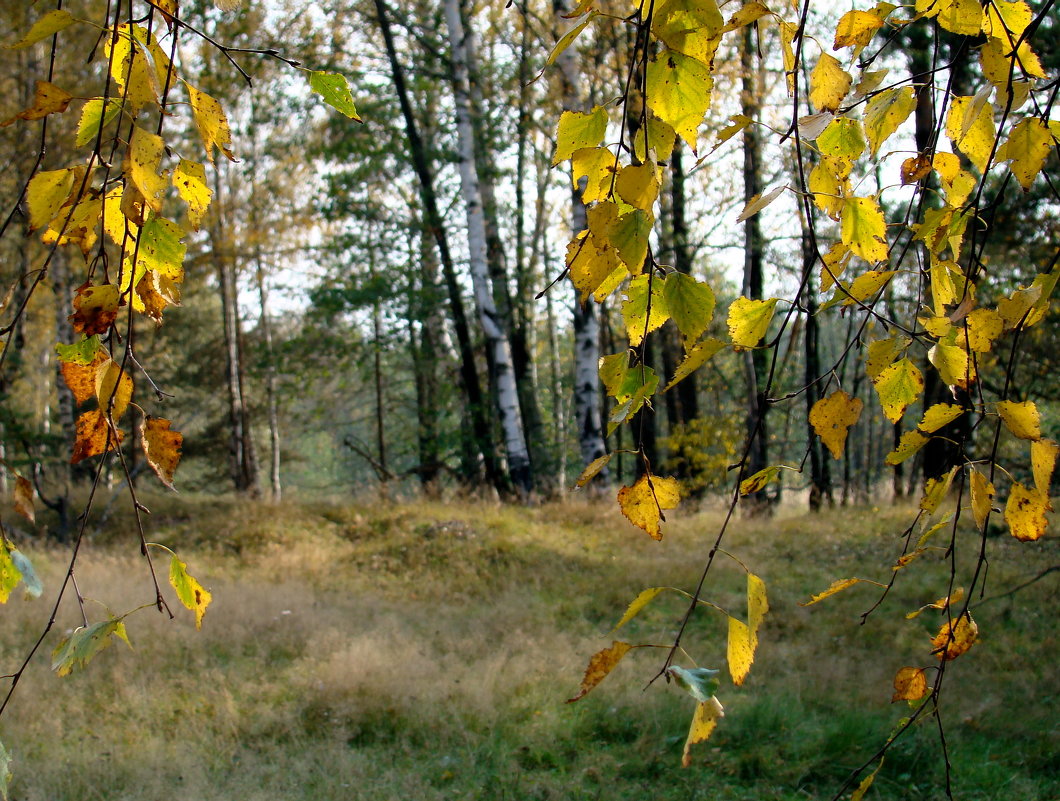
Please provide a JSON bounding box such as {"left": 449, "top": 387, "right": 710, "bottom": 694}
{"left": 554, "top": 0, "right": 608, "bottom": 482}
{"left": 375, "top": 0, "right": 504, "bottom": 493}
{"left": 255, "top": 256, "right": 281, "bottom": 501}
{"left": 670, "top": 141, "right": 699, "bottom": 424}
{"left": 406, "top": 218, "right": 442, "bottom": 492}
{"left": 213, "top": 164, "right": 258, "bottom": 495}
{"left": 741, "top": 25, "right": 774, "bottom": 511}
{"left": 445, "top": 0, "right": 532, "bottom": 495}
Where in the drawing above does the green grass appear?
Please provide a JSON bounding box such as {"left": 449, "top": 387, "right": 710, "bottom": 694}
{"left": 0, "top": 495, "right": 1057, "bottom": 800}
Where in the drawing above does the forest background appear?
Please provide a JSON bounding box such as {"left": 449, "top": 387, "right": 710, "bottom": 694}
{"left": 0, "top": 0, "right": 1058, "bottom": 798}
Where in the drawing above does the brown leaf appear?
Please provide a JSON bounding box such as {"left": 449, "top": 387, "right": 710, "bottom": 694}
{"left": 892, "top": 666, "right": 929, "bottom": 702}
{"left": 141, "top": 416, "right": 182, "bottom": 490}
{"left": 60, "top": 350, "right": 108, "bottom": 406}
{"left": 70, "top": 283, "right": 121, "bottom": 336}
{"left": 71, "top": 409, "right": 122, "bottom": 464}
{"left": 14, "top": 474, "right": 35, "bottom": 523}
{"left": 901, "top": 154, "right": 933, "bottom": 184}
{"left": 567, "top": 641, "right": 633, "bottom": 703}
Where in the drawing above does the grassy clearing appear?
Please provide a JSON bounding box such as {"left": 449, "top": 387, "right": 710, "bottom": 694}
{"left": 1, "top": 495, "right": 1057, "bottom": 800}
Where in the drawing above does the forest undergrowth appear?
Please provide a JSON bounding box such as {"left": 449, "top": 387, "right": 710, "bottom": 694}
{"left": 0, "top": 494, "right": 1055, "bottom": 801}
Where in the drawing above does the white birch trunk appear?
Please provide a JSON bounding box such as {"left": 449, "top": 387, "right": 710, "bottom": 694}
{"left": 445, "top": 0, "right": 532, "bottom": 493}
{"left": 555, "top": 2, "right": 609, "bottom": 477}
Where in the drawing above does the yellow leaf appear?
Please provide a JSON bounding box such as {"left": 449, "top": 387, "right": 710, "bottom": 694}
{"left": 780, "top": 21, "right": 797, "bottom": 95}
{"left": 1005, "top": 482, "right": 1050, "bottom": 541}
{"left": 185, "top": 81, "right": 235, "bottom": 163}
{"left": 575, "top": 453, "right": 612, "bottom": 488}
{"left": 95, "top": 359, "right": 133, "bottom": 421}
{"left": 546, "top": 12, "right": 596, "bottom": 67}
{"left": 666, "top": 338, "right": 727, "bottom": 390}
{"left": 809, "top": 389, "right": 864, "bottom": 459}
{"left": 567, "top": 641, "right": 633, "bottom": 702}
{"left": 747, "top": 573, "right": 768, "bottom": 648}
{"left": 727, "top": 616, "right": 754, "bottom": 685}
{"left": 820, "top": 241, "right": 852, "bottom": 291}
{"left": 617, "top": 474, "right": 681, "bottom": 540}
{"left": 1031, "top": 439, "right": 1058, "bottom": 494}
{"left": 851, "top": 759, "right": 885, "bottom": 801}
{"left": 931, "top": 613, "right": 978, "bottom": 660}
{"left": 107, "top": 25, "right": 161, "bottom": 114}
{"left": 0, "top": 80, "right": 73, "bottom": 126}
{"left": 566, "top": 232, "right": 624, "bottom": 303}
{"left": 917, "top": 0, "right": 983, "bottom": 34}
{"left": 885, "top": 430, "right": 928, "bottom": 465}
{"left": 864, "top": 87, "right": 915, "bottom": 158}
{"left": 808, "top": 159, "right": 846, "bottom": 220}
{"left": 651, "top": 0, "right": 723, "bottom": 63}
{"left": 799, "top": 577, "right": 862, "bottom": 606}
{"left": 645, "top": 48, "right": 713, "bottom": 150}
{"left": 611, "top": 587, "right": 667, "bottom": 633}
{"left": 865, "top": 335, "right": 910, "bottom": 380}
{"left": 70, "top": 284, "right": 120, "bottom": 337}
{"left": 125, "top": 125, "right": 168, "bottom": 213}
{"left": 141, "top": 416, "right": 182, "bottom": 490}
{"left": 969, "top": 468, "right": 994, "bottom": 532}
{"left": 833, "top": 9, "right": 886, "bottom": 50}
{"left": 907, "top": 587, "right": 964, "bottom": 619}
{"left": 615, "top": 161, "right": 660, "bottom": 212}
{"left": 982, "top": 0, "right": 1032, "bottom": 38}
{"left": 727, "top": 296, "right": 777, "bottom": 348}
{"left": 722, "top": 2, "right": 770, "bottom": 33}
{"left": 7, "top": 9, "right": 76, "bottom": 49}
{"left": 26, "top": 168, "right": 75, "bottom": 231}
{"left": 844, "top": 269, "right": 896, "bottom": 305}
{"left": 945, "top": 96, "right": 996, "bottom": 174}
{"left": 854, "top": 68, "right": 889, "bottom": 98}
{"left": 169, "top": 555, "right": 211, "bottom": 629}
{"left": 998, "top": 118, "right": 1052, "bottom": 192}
{"left": 997, "top": 399, "right": 1041, "bottom": 441}
{"left": 172, "top": 159, "right": 212, "bottom": 230}
{"left": 634, "top": 118, "right": 678, "bottom": 164}
{"left": 928, "top": 341, "right": 971, "bottom": 388}
{"left": 681, "top": 699, "right": 722, "bottom": 767}
{"left": 841, "top": 197, "right": 888, "bottom": 262}
{"left": 739, "top": 465, "right": 781, "bottom": 496}
{"left": 964, "top": 307, "right": 1003, "bottom": 353}
{"left": 920, "top": 467, "right": 957, "bottom": 514}
{"left": 891, "top": 667, "right": 929, "bottom": 702}
{"left": 873, "top": 358, "right": 923, "bottom": 423}
{"left": 571, "top": 146, "right": 616, "bottom": 204}
{"left": 554, "top": 106, "right": 608, "bottom": 166}
{"left": 60, "top": 349, "right": 107, "bottom": 405}
{"left": 809, "top": 53, "right": 850, "bottom": 113}
{"left": 932, "top": 152, "right": 976, "bottom": 206}
{"left": 622, "top": 274, "right": 669, "bottom": 347}
{"left": 919, "top": 403, "right": 963, "bottom": 433}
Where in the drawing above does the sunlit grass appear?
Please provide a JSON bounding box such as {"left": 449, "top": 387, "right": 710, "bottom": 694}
{"left": 0, "top": 494, "right": 1056, "bottom": 800}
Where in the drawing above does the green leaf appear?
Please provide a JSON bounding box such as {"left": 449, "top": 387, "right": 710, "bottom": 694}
{"left": 10, "top": 550, "right": 42, "bottom": 599}
{"left": 52, "top": 619, "right": 132, "bottom": 677}
{"left": 667, "top": 665, "right": 721, "bottom": 703}
{"left": 663, "top": 272, "right": 715, "bottom": 344}
{"left": 0, "top": 738, "right": 10, "bottom": 801}
{"left": 817, "top": 117, "right": 865, "bottom": 163}
{"left": 308, "top": 71, "right": 361, "bottom": 120}
{"left": 136, "top": 215, "right": 186, "bottom": 281}
{"left": 7, "top": 9, "right": 76, "bottom": 49}
{"left": 55, "top": 334, "right": 102, "bottom": 365}
{"left": 76, "top": 97, "right": 122, "bottom": 148}
{"left": 169, "top": 555, "right": 212, "bottom": 629}
{"left": 646, "top": 48, "right": 713, "bottom": 150}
